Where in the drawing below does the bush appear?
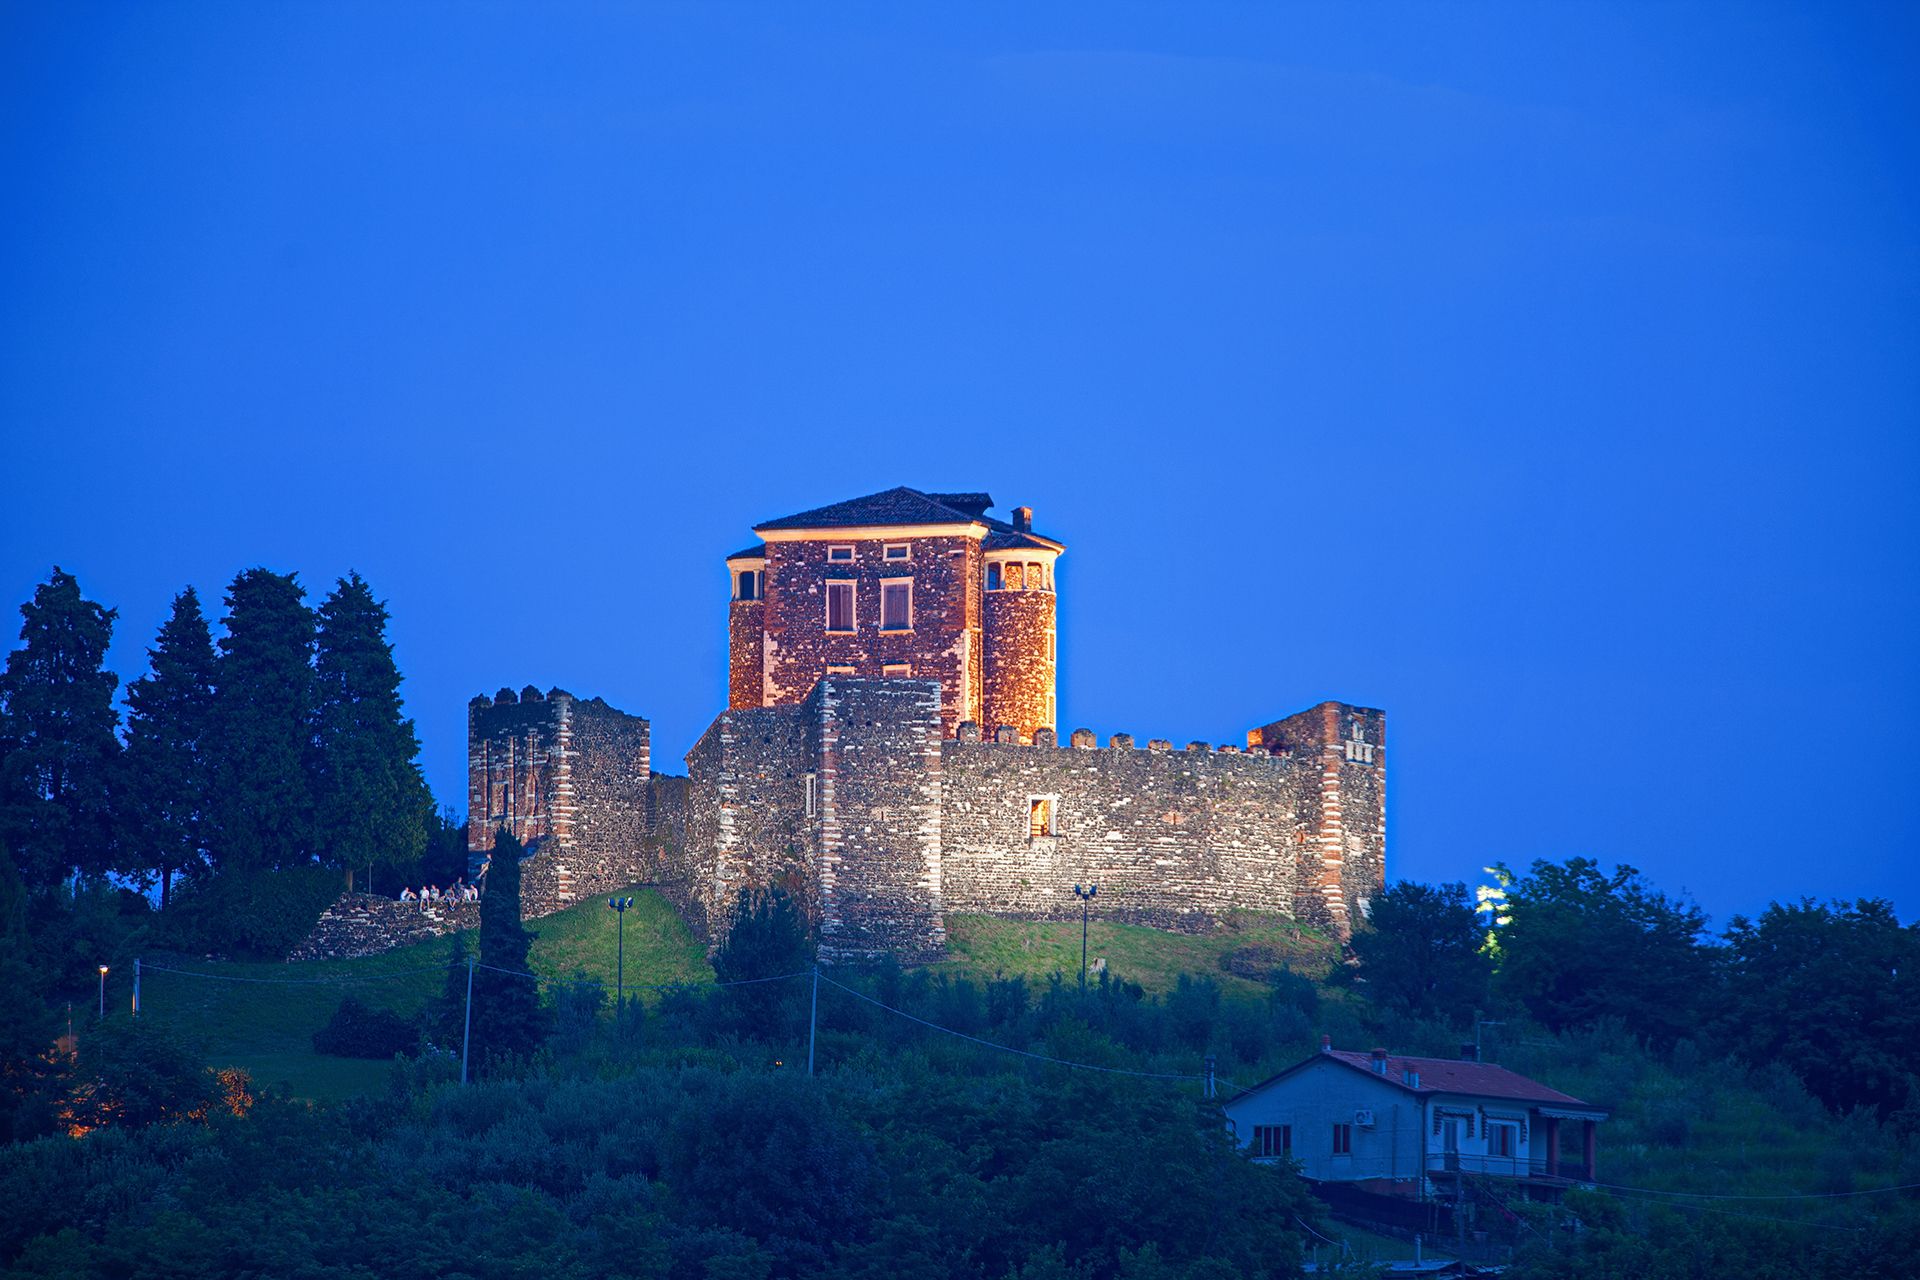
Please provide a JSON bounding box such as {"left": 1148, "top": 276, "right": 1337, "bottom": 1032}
{"left": 160, "top": 865, "right": 344, "bottom": 960}
{"left": 313, "top": 996, "right": 419, "bottom": 1059}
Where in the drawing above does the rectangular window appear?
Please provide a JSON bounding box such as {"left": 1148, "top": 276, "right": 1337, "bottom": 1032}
{"left": 826, "top": 664, "right": 856, "bottom": 676}
{"left": 1332, "top": 1124, "right": 1353, "bottom": 1156}
{"left": 735, "top": 569, "right": 759, "bottom": 601}
{"left": 1028, "top": 796, "right": 1056, "bottom": 838}
{"left": 803, "top": 773, "right": 817, "bottom": 818}
{"left": 826, "top": 580, "right": 855, "bottom": 632}
{"left": 827, "top": 545, "right": 854, "bottom": 563}
{"left": 986, "top": 562, "right": 1003, "bottom": 591}
{"left": 883, "top": 543, "right": 911, "bottom": 562}
{"left": 881, "top": 578, "right": 912, "bottom": 631}
{"left": 1252, "top": 1125, "right": 1291, "bottom": 1159}
{"left": 1490, "top": 1124, "right": 1516, "bottom": 1158}
{"left": 882, "top": 663, "right": 911, "bottom": 678}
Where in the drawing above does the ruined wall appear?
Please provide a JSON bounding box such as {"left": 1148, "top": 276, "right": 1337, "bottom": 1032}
{"left": 291, "top": 894, "right": 481, "bottom": 961}
{"left": 1248, "top": 702, "right": 1387, "bottom": 931}
{"left": 939, "top": 730, "right": 1313, "bottom": 933}
{"left": 466, "top": 687, "right": 570, "bottom": 853}
{"left": 757, "top": 535, "right": 983, "bottom": 735}
{"left": 813, "top": 679, "right": 947, "bottom": 960}
{"left": 981, "top": 579, "right": 1056, "bottom": 742}
{"left": 682, "top": 703, "right": 817, "bottom": 943}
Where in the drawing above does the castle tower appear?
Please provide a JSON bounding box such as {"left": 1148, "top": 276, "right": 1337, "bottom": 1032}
{"left": 980, "top": 505, "right": 1059, "bottom": 741}
{"left": 721, "top": 487, "right": 1064, "bottom": 739}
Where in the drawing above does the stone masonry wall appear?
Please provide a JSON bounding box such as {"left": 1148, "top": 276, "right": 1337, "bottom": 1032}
{"left": 518, "top": 696, "right": 653, "bottom": 917}
{"left": 981, "top": 586, "right": 1056, "bottom": 742}
{"left": 728, "top": 598, "right": 765, "bottom": 711}
{"left": 1248, "top": 702, "right": 1387, "bottom": 932}
{"left": 683, "top": 703, "right": 816, "bottom": 944}
{"left": 939, "top": 730, "right": 1312, "bottom": 933}
{"left": 291, "top": 894, "right": 481, "bottom": 961}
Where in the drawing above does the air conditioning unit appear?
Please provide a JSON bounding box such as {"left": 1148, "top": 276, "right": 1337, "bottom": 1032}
{"left": 1354, "top": 1109, "right": 1376, "bottom": 1128}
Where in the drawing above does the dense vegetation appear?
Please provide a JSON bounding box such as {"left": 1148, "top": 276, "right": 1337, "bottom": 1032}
{"left": 4, "top": 568, "right": 1918, "bottom": 1276}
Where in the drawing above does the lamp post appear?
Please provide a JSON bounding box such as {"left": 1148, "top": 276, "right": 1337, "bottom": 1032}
{"left": 608, "top": 897, "right": 634, "bottom": 1022}
{"left": 97, "top": 965, "right": 109, "bottom": 1020}
{"left": 1071, "top": 884, "right": 1098, "bottom": 991}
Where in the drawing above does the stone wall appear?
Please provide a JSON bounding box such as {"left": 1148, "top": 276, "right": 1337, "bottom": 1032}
{"left": 1248, "top": 702, "right": 1387, "bottom": 929}
{"left": 727, "top": 597, "right": 766, "bottom": 711}
{"left": 940, "top": 730, "right": 1311, "bottom": 932}
{"left": 291, "top": 894, "right": 481, "bottom": 961}
{"left": 683, "top": 703, "right": 817, "bottom": 943}
{"left": 981, "top": 582, "right": 1056, "bottom": 742}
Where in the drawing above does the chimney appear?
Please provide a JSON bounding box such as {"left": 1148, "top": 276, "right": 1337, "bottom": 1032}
{"left": 1460, "top": 1042, "right": 1479, "bottom": 1062}
{"left": 1013, "top": 505, "right": 1032, "bottom": 532}
{"left": 1319, "top": 1034, "right": 1332, "bottom": 1055}
{"left": 1370, "top": 1047, "right": 1389, "bottom": 1075}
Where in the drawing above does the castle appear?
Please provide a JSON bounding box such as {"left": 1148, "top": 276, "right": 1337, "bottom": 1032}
{"left": 303, "top": 487, "right": 1385, "bottom": 962}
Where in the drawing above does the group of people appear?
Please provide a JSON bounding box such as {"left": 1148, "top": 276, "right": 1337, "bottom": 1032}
{"left": 400, "top": 880, "right": 479, "bottom": 905}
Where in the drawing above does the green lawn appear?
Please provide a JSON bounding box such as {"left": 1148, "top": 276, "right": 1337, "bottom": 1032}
{"left": 134, "top": 886, "right": 711, "bottom": 1101}
{"left": 933, "top": 910, "right": 1338, "bottom": 996}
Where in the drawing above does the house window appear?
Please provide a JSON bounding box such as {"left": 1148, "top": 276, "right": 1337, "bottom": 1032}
{"left": 883, "top": 543, "right": 911, "bottom": 562}
{"left": 1253, "top": 1125, "right": 1291, "bottom": 1159}
{"left": 881, "top": 579, "right": 912, "bottom": 631}
{"left": 735, "top": 569, "right": 760, "bottom": 601}
{"left": 986, "top": 562, "right": 1003, "bottom": 591}
{"left": 826, "top": 580, "right": 855, "bottom": 632}
{"left": 882, "top": 663, "right": 911, "bottom": 678}
{"left": 1490, "top": 1124, "right": 1517, "bottom": 1158}
{"left": 826, "top": 664, "right": 856, "bottom": 677}
{"left": 1332, "top": 1123, "right": 1353, "bottom": 1156}
{"left": 828, "top": 545, "right": 854, "bottom": 563}
{"left": 803, "top": 773, "right": 817, "bottom": 818}
{"left": 1028, "top": 796, "right": 1056, "bottom": 838}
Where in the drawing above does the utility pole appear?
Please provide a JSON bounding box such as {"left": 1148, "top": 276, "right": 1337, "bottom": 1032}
{"left": 608, "top": 897, "right": 633, "bottom": 1025}
{"left": 807, "top": 966, "right": 820, "bottom": 1077}
{"left": 461, "top": 957, "right": 475, "bottom": 1085}
{"left": 97, "top": 965, "right": 108, "bottom": 1020}
{"left": 1072, "top": 883, "right": 1098, "bottom": 991}
{"left": 132, "top": 959, "right": 140, "bottom": 1018}
{"left": 1204, "top": 1054, "right": 1216, "bottom": 1100}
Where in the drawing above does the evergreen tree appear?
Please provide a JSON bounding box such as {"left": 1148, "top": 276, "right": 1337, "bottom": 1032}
{"left": 0, "top": 838, "right": 57, "bottom": 1142}
{"left": 469, "top": 829, "right": 548, "bottom": 1066}
{"left": 120, "top": 588, "right": 217, "bottom": 908}
{"left": 1342, "top": 880, "right": 1492, "bottom": 1021}
{"left": 313, "top": 573, "right": 430, "bottom": 883}
{"left": 0, "top": 568, "right": 122, "bottom": 890}
{"left": 207, "top": 569, "right": 316, "bottom": 873}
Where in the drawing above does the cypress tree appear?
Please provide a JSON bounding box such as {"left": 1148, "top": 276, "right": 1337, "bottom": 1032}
{"left": 207, "top": 569, "right": 316, "bottom": 873}
{"left": 470, "top": 828, "right": 548, "bottom": 1066}
{"left": 313, "top": 573, "right": 429, "bottom": 884}
{"left": 121, "top": 588, "right": 217, "bottom": 908}
{"left": 0, "top": 568, "right": 122, "bottom": 890}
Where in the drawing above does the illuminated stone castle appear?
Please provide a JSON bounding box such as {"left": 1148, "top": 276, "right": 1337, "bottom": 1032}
{"left": 453, "top": 487, "right": 1386, "bottom": 962}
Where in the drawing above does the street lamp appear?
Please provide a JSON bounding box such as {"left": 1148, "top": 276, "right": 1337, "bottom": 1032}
{"left": 1071, "top": 884, "right": 1098, "bottom": 991}
{"left": 97, "top": 965, "right": 109, "bottom": 1020}
{"left": 607, "top": 897, "right": 634, "bottom": 1022}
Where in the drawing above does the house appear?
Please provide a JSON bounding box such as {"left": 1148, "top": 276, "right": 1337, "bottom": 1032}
{"left": 1223, "top": 1038, "right": 1608, "bottom": 1202}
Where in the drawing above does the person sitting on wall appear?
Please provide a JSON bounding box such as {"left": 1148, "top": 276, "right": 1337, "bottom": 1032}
{"left": 399, "top": 887, "right": 416, "bottom": 903}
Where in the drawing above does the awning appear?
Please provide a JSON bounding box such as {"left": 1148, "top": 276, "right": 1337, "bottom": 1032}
{"left": 1535, "top": 1107, "right": 1608, "bottom": 1122}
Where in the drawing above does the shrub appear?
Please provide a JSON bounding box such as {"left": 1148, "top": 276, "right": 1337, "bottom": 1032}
{"left": 313, "top": 995, "right": 418, "bottom": 1059}
{"left": 160, "top": 865, "right": 344, "bottom": 960}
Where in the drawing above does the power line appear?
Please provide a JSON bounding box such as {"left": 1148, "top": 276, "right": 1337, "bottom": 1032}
{"left": 818, "top": 974, "right": 1203, "bottom": 1081}
{"left": 140, "top": 962, "right": 450, "bottom": 985}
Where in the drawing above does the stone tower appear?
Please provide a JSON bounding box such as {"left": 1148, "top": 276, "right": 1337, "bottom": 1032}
{"left": 724, "top": 487, "right": 1064, "bottom": 740}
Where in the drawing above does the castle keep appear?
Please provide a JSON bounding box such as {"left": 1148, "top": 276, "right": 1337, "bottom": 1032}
{"left": 400, "top": 487, "right": 1384, "bottom": 963}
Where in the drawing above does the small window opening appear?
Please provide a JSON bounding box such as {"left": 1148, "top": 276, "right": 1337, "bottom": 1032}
{"left": 882, "top": 663, "right": 911, "bottom": 678}
{"left": 1332, "top": 1124, "right": 1353, "bottom": 1156}
{"left": 803, "top": 773, "right": 817, "bottom": 818}
{"left": 883, "top": 543, "right": 911, "bottom": 562}
{"left": 736, "top": 569, "right": 759, "bottom": 601}
{"left": 1028, "top": 796, "right": 1056, "bottom": 839}
{"left": 827, "top": 545, "right": 854, "bottom": 563}
{"left": 986, "top": 562, "right": 1003, "bottom": 591}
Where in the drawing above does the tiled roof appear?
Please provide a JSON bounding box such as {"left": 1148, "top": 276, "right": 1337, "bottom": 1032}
{"left": 1229, "top": 1048, "right": 1600, "bottom": 1109}
{"left": 754, "top": 487, "right": 987, "bottom": 532}
{"left": 983, "top": 531, "right": 1057, "bottom": 552}
{"left": 925, "top": 492, "right": 994, "bottom": 518}
{"left": 725, "top": 544, "right": 768, "bottom": 561}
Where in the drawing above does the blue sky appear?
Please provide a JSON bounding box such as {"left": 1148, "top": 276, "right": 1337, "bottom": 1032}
{"left": 3, "top": 3, "right": 1915, "bottom": 925}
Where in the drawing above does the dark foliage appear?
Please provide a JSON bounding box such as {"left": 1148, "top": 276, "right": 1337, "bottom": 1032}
{"left": 119, "top": 588, "right": 217, "bottom": 909}
{"left": 714, "top": 884, "right": 816, "bottom": 1036}
{"left": 157, "top": 863, "right": 340, "bottom": 960}
{"left": 312, "top": 996, "right": 418, "bottom": 1059}
{"left": 1341, "top": 880, "right": 1492, "bottom": 1022}
{"left": 63, "top": 1017, "right": 217, "bottom": 1133}
{"left": 0, "top": 568, "right": 122, "bottom": 890}
{"left": 1492, "top": 858, "right": 1714, "bottom": 1049}
{"left": 207, "top": 568, "right": 316, "bottom": 874}
{"left": 312, "top": 573, "right": 430, "bottom": 876}
{"left": 467, "top": 827, "right": 549, "bottom": 1067}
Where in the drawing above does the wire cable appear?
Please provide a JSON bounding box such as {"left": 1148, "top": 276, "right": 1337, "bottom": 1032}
{"left": 140, "top": 962, "right": 450, "bottom": 985}
{"left": 818, "top": 974, "right": 1203, "bottom": 1081}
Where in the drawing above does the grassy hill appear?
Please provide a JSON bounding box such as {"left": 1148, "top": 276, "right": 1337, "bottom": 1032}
{"left": 136, "top": 887, "right": 709, "bottom": 1100}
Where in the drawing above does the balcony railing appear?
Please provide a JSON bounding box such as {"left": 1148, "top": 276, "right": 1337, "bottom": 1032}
{"left": 1424, "top": 1152, "right": 1591, "bottom": 1181}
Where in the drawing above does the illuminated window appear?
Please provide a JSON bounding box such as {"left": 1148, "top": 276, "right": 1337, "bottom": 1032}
{"left": 1332, "top": 1124, "right": 1353, "bottom": 1156}
{"left": 882, "top": 663, "right": 911, "bottom": 678}
{"left": 1028, "top": 796, "right": 1057, "bottom": 838}
{"left": 1253, "top": 1125, "right": 1291, "bottom": 1158}
{"left": 881, "top": 579, "right": 912, "bottom": 631}
{"left": 827, "top": 545, "right": 854, "bottom": 563}
{"left": 883, "top": 543, "right": 911, "bottom": 562}
{"left": 826, "top": 581, "right": 855, "bottom": 632}
{"left": 826, "top": 664, "right": 856, "bottom": 677}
